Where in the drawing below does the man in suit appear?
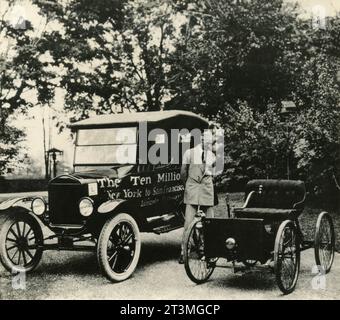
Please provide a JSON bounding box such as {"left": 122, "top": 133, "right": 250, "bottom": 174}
{"left": 178, "top": 130, "right": 217, "bottom": 264}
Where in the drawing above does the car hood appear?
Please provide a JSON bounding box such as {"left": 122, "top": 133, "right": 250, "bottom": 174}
{"left": 51, "top": 165, "right": 135, "bottom": 184}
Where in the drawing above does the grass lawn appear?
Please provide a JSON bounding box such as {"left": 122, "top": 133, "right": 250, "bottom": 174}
{"left": 216, "top": 192, "right": 340, "bottom": 253}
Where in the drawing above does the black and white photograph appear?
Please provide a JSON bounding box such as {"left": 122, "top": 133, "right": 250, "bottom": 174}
{"left": 0, "top": 0, "right": 339, "bottom": 304}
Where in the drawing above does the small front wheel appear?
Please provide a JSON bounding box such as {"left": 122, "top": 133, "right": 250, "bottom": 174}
{"left": 0, "top": 213, "right": 44, "bottom": 273}
{"left": 274, "top": 220, "right": 300, "bottom": 295}
{"left": 183, "top": 219, "right": 215, "bottom": 284}
{"left": 314, "top": 212, "right": 335, "bottom": 274}
{"left": 97, "top": 213, "right": 141, "bottom": 282}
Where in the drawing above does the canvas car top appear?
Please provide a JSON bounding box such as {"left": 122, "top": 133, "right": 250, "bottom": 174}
{"left": 69, "top": 110, "right": 209, "bottom": 129}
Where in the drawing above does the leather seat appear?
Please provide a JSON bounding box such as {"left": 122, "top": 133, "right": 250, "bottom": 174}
{"left": 233, "top": 207, "right": 299, "bottom": 220}
{"left": 233, "top": 179, "right": 306, "bottom": 221}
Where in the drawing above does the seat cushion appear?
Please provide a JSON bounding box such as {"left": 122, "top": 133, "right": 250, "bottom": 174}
{"left": 233, "top": 207, "right": 299, "bottom": 220}
{"left": 245, "top": 179, "right": 306, "bottom": 210}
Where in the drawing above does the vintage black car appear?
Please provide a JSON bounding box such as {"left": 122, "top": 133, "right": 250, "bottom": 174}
{"left": 0, "top": 110, "right": 209, "bottom": 282}
{"left": 183, "top": 179, "right": 335, "bottom": 294}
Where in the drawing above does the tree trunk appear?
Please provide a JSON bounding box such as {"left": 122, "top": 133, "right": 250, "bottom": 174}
{"left": 42, "top": 107, "right": 49, "bottom": 180}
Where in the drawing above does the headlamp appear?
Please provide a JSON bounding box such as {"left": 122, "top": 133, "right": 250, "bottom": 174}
{"left": 79, "top": 197, "right": 94, "bottom": 217}
{"left": 225, "top": 237, "right": 236, "bottom": 250}
{"left": 31, "top": 197, "right": 46, "bottom": 216}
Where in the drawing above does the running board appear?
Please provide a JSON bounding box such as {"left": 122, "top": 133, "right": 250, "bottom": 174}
{"left": 49, "top": 223, "right": 85, "bottom": 230}
{"left": 43, "top": 244, "right": 95, "bottom": 252}
{"left": 152, "top": 224, "right": 182, "bottom": 234}
{"left": 147, "top": 213, "right": 176, "bottom": 223}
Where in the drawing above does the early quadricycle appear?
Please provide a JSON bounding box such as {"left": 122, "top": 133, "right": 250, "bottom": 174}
{"left": 183, "top": 179, "right": 335, "bottom": 294}
{"left": 0, "top": 110, "right": 209, "bottom": 282}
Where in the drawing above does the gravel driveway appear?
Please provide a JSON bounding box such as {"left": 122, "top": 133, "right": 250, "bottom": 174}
{"left": 0, "top": 191, "right": 339, "bottom": 300}
{"left": 0, "top": 228, "right": 339, "bottom": 300}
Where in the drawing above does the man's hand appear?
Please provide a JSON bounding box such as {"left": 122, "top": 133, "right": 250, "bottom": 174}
{"left": 180, "top": 164, "right": 189, "bottom": 182}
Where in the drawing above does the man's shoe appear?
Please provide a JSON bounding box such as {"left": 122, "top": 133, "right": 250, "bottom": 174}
{"left": 178, "top": 255, "right": 184, "bottom": 264}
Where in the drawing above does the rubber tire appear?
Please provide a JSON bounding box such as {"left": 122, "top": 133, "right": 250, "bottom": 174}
{"left": 97, "top": 213, "right": 141, "bottom": 282}
{"left": 314, "top": 211, "right": 335, "bottom": 274}
{"left": 274, "top": 220, "right": 300, "bottom": 295}
{"left": 183, "top": 219, "right": 215, "bottom": 284}
{"left": 0, "top": 213, "right": 43, "bottom": 273}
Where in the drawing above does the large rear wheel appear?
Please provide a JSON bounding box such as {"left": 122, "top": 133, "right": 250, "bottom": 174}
{"left": 0, "top": 213, "right": 43, "bottom": 273}
{"left": 274, "top": 220, "right": 300, "bottom": 295}
{"left": 314, "top": 212, "right": 335, "bottom": 274}
{"left": 97, "top": 213, "right": 141, "bottom": 282}
{"left": 183, "top": 219, "right": 215, "bottom": 284}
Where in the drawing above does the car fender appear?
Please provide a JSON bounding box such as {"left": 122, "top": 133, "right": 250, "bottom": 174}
{"left": 97, "top": 199, "right": 128, "bottom": 214}
{"left": 0, "top": 197, "right": 35, "bottom": 212}
{"left": 97, "top": 199, "right": 144, "bottom": 230}
{"left": 0, "top": 196, "right": 47, "bottom": 216}
{"left": 0, "top": 197, "right": 45, "bottom": 227}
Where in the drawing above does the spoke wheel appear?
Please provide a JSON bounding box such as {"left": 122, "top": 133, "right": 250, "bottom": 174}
{"left": 0, "top": 213, "right": 43, "bottom": 273}
{"left": 314, "top": 212, "right": 335, "bottom": 274}
{"left": 183, "top": 219, "right": 215, "bottom": 284}
{"left": 274, "top": 220, "right": 300, "bottom": 295}
{"left": 97, "top": 213, "right": 141, "bottom": 282}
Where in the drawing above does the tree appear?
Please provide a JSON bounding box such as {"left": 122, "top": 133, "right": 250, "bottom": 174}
{"left": 0, "top": 1, "right": 55, "bottom": 174}
{"left": 34, "top": 0, "right": 186, "bottom": 121}
{"left": 168, "top": 0, "right": 340, "bottom": 200}
{"left": 166, "top": 0, "right": 301, "bottom": 115}
{"left": 31, "top": 0, "right": 340, "bottom": 202}
{"left": 292, "top": 17, "right": 340, "bottom": 198}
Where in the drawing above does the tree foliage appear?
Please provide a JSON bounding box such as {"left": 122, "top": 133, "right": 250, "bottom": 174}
{"left": 34, "top": 0, "right": 186, "bottom": 122}
{"left": 166, "top": 0, "right": 340, "bottom": 197}
{"left": 1, "top": 0, "right": 339, "bottom": 201}
{"left": 0, "top": 1, "right": 56, "bottom": 173}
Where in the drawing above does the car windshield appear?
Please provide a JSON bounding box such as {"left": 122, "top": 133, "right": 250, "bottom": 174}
{"left": 74, "top": 127, "right": 137, "bottom": 166}
{"left": 73, "top": 164, "right": 135, "bottom": 177}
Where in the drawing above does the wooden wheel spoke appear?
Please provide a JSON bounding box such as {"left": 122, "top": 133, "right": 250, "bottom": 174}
{"left": 108, "top": 250, "right": 118, "bottom": 262}
{"left": 6, "top": 244, "right": 18, "bottom": 251}
{"left": 16, "top": 222, "right": 22, "bottom": 238}
{"left": 17, "top": 250, "right": 22, "bottom": 265}
{"left": 105, "top": 220, "right": 138, "bottom": 274}
{"left": 9, "top": 228, "right": 19, "bottom": 240}
{"left": 118, "top": 224, "right": 125, "bottom": 239}
{"left": 109, "top": 234, "right": 118, "bottom": 247}
{"left": 24, "top": 249, "right": 34, "bottom": 260}
{"left": 22, "top": 222, "right": 27, "bottom": 239}
{"left": 25, "top": 227, "right": 33, "bottom": 238}
{"left": 121, "top": 233, "right": 133, "bottom": 246}
{"left": 1, "top": 217, "right": 43, "bottom": 271}
{"left": 28, "top": 234, "right": 36, "bottom": 242}
{"left": 11, "top": 248, "right": 19, "bottom": 261}
{"left": 22, "top": 250, "right": 28, "bottom": 265}
{"left": 6, "top": 237, "right": 17, "bottom": 243}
